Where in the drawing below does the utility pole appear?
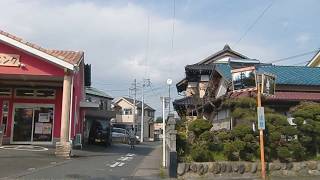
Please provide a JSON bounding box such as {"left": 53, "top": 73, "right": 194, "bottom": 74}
{"left": 161, "top": 96, "right": 166, "bottom": 167}
{"left": 257, "top": 79, "right": 266, "bottom": 179}
{"left": 141, "top": 82, "right": 145, "bottom": 143}
{"left": 140, "top": 79, "right": 150, "bottom": 143}
{"left": 167, "top": 79, "right": 173, "bottom": 115}
{"left": 132, "top": 79, "right": 137, "bottom": 132}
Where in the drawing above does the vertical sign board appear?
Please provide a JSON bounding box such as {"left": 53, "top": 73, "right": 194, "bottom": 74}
{"left": 257, "top": 107, "right": 265, "bottom": 130}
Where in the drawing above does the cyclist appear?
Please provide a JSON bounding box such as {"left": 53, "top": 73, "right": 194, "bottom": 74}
{"left": 128, "top": 127, "right": 136, "bottom": 150}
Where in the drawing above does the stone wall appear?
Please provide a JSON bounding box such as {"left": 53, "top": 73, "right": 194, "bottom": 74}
{"left": 177, "top": 161, "right": 320, "bottom": 179}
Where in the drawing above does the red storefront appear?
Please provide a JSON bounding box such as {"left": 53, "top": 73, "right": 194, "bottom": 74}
{"left": 0, "top": 30, "right": 85, "bottom": 147}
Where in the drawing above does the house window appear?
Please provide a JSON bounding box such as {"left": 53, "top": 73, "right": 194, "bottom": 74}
{"left": 0, "top": 88, "right": 12, "bottom": 97}
{"left": 123, "top": 108, "right": 132, "bottom": 115}
{"left": 201, "top": 75, "right": 209, "bottom": 81}
{"left": 1, "top": 101, "right": 9, "bottom": 135}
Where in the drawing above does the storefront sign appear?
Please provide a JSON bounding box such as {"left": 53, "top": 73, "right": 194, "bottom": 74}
{"left": 34, "top": 123, "right": 43, "bottom": 134}
{"left": 0, "top": 53, "right": 20, "bottom": 67}
{"left": 38, "top": 113, "right": 50, "bottom": 122}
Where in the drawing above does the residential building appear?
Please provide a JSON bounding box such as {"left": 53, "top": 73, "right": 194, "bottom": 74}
{"left": 174, "top": 44, "right": 259, "bottom": 120}
{"left": 82, "top": 86, "right": 115, "bottom": 146}
{"left": 174, "top": 45, "right": 320, "bottom": 131}
{"left": 113, "top": 97, "right": 155, "bottom": 141}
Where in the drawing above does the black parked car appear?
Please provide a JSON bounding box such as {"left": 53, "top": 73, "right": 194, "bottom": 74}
{"left": 88, "top": 119, "right": 111, "bottom": 146}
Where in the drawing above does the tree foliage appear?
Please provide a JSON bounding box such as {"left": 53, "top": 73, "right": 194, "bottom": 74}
{"left": 177, "top": 98, "right": 320, "bottom": 163}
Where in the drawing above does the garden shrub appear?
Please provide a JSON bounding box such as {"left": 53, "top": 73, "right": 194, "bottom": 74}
{"left": 190, "top": 142, "right": 213, "bottom": 162}
{"left": 188, "top": 118, "right": 212, "bottom": 137}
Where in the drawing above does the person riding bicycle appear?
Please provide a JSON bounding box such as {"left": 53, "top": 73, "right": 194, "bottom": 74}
{"left": 128, "top": 127, "right": 136, "bottom": 150}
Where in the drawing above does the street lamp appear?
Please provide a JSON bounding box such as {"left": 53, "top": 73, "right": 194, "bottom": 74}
{"left": 162, "top": 78, "right": 172, "bottom": 168}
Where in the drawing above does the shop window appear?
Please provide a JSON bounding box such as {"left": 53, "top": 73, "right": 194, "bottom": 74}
{"left": 0, "top": 88, "right": 12, "bottom": 97}
{"left": 16, "top": 89, "right": 35, "bottom": 97}
{"left": 15, "top": 88, "right": 55, "bottom": 99}
{"left": 1, "top": 101, "right": 9, "bottom": 135}
{"left": 36, "top": 89, "right": 55, "bottom": 98}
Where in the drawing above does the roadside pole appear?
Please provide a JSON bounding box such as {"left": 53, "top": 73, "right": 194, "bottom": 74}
{"left": 161, "top": 97, "right": 166, "bottom": 167}
{"left": 141, "top": 83, "right": 144, "bottom": 143}
{"left": 133, "top": 79, "right": 136, "bottom": 132}
{"left": 257, "top": 79, "right": 266, "bottom": 179}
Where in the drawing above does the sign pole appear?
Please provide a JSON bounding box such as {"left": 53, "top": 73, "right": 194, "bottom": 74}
{"left": 257, "top": 82, "right": 266, "bottom": 179}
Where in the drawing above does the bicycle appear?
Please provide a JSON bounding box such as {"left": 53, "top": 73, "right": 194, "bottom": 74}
{"left": 129, "top": 137, "right": 135, "bottom": 150}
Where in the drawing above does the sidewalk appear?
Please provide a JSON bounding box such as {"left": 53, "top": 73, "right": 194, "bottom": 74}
{"left": 133, "top": 143, "right": 164, "bottom": 179}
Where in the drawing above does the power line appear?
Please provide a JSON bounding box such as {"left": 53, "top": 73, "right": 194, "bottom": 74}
{"left": 169, "top": 0, "right": 176, "bottom": 76}
{"left": 291, "top": 60, "right": 310, "bottom": 66}
{"left": 234, "top": 0, "right": 274, "bottom": 47}
{"left": 267, "top": 49, "right": 319, "bottom": 64}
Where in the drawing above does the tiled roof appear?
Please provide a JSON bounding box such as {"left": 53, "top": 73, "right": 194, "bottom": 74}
{"left": 257, "top": 65, "right": 320, "bottom": 86}
{"left": 197, "top": 44, "right": 249, "bottom": 65}
{"left": 173, "top": 96, "right": 194, "bottom": 106}
{"left": 214, "top": 64, "right": 320, "bottom": 86}
{"left": 266, "top": 92, "right": 320, "bottom": 101}
{"left": 0, "top": 30, "right": 83, "bottom": 65}
{"left": 85, "top": 87, "right": 113, "bottom": 99}
{"left": 229, "top": 91, "right": 320, "bottom": 102}
{"left": 215, "top": 64, "right": 232, "bottom": 81}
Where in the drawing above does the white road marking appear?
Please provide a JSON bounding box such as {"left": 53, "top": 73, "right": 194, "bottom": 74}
{"left": 121, "top": 157, "right": 129, "bottom": 161}
{"left": 126, "top": 153, "right": 135, "bottom": 157}
{"left": 118, "top": 162, "right": 125, "bottom": 167}
{"left": 110, "top": 162, "right": 120, "bottom": 168}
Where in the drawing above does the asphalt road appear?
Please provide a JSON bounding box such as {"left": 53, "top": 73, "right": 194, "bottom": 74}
{"left": 0, "top": 142, "right": 160, "bottom": 180}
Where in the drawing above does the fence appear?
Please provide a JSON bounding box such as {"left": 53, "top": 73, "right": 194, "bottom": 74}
{"left": 165, "top": 114, "right": 177, "bottom": 178}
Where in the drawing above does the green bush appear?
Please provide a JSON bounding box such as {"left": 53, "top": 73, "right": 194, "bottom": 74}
{"left": 190, "top": 143, "right": 213, "bottom": 162}
{"left": 188, "top": 119, "right": 212, "bottom": 137}
{"left": 277, "top": 146, "right": 291, "bottom": 162}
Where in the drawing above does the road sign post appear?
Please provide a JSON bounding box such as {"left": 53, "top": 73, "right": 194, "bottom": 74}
{"left": 257, "top": 79, "right": 266, "bottom": 180}
{"left": 231, "top": 67, "right": 270, "bottom": 179}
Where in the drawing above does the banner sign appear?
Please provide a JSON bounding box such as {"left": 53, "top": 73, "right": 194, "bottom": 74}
{"left": 232, "top": 66, "right": 257, "bottom": 92}
{"left": 257, "top": 107, "right": 265, "bottom": 130}
{"left": 0, "top": 53, "right": 20, "bottom": 67}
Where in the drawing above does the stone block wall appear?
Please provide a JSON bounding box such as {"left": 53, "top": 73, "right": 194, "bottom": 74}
{"left": 177, "top": 161, "right": 320, "bottom": 178}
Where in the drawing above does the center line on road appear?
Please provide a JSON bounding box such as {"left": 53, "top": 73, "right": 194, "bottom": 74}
{"left": 110, "top": 162, "right": 120, "bottom": 168}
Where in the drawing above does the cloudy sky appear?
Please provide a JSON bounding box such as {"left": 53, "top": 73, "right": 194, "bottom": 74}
{"left": 0, "top": 0, "right": 319, "bottom": 117}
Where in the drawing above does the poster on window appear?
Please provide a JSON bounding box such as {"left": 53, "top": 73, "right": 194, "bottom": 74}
{"left": 262, "top": 74, "right": 276, "bottom": 96}
{"left": 42, "top": 123, "right": 52, "bottom": 134}
{"left": 38, "top": 113, "right": 50, "bottom": 122}
{"left": 34, "top": 123, "right": 43, "bottom": 134}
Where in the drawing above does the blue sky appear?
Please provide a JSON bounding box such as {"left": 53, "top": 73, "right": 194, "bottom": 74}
{"left": 0, "top": 0, "right": 319, "bottom": 116}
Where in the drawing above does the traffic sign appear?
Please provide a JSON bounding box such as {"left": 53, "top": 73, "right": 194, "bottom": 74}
{"left": 257, "top": 107, "right": 265, "bottom": 130}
